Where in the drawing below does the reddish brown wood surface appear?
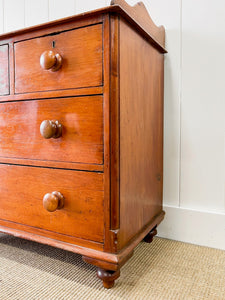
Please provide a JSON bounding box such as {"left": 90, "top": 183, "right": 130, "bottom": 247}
{"left": 83, "top": 255, "right": 119, "bottom": 272}
{"left": 40, "top": 120, "right": 62, "bottom": 139}
{"left": 102, "top": 15, "right": 112, "bottom": 253}
{"left": 0, "top": 210, "right": 164, "bottom": 265}
{"left": 111, "top": 0, "right": 165, "bottom": 48}
{"left": 0, "top": 96, "right": 103, "bottom": 165}
{"left": 0, "top": 157, "right": 103, "bottom": 172}
{"left": 109, "top": 14, "right": 120, "bottom": 231}
{"left": 0, "top": 15, "right": 103, "bottom": 43}
{"left": 43, "top": 191, "right": 64, "bottom": 212}
{"left": 0, "top": 4, "right": 165, "bottom": 54}
{"left": 97, "top": 268, "right": 120, "bottom": 288}
{"left": 14, "top": 23, "right": 103, "bottom": 94}
{"left": 40, "top": 50, "right": 63, "bottom": 71}
{"left": 0, "top": 164, "right": 104, "bottom": 242}
{"left": 0, "top": 220, "right": 104, "bottom": 251}
{"left": 118, "top": 18, "right": 164, "bottom": 249}
{"left": 0, "top": 44, "right": 9, "bottom": 95}
{"left": 0, "top": 86, "right": 103, "bottom": 103}
{"left": 0, "top": 2, "right": 166, "bottom": 289}
{"left": 143, "top": 226, "right": 158, "bottom": 243}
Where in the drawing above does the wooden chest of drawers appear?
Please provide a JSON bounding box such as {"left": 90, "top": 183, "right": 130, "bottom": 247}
{"left": 0, "top": 0, "right": 166, "bottom": 288}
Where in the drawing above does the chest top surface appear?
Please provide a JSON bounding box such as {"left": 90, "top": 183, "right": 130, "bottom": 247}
{"left": 0, "top": 0, "right": 166, "bottom": 52}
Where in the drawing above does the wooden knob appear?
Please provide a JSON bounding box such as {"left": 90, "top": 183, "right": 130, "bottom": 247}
{"left": 40, "top": 50, "right": 62, "bottom": 71}
{"left": 40, "top": 120, "right": 62, "bottom": 139}
{"left": 43, "top": 191, "right": 64, "bottom": 212}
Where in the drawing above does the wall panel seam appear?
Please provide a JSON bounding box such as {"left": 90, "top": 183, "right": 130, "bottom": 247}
{"left": 178, "top": 0, "right": 183, "bottom": 208}
{"left": 48, "top": 0, "right": 50, "bottom": 21}
{"left": 24, "top": 0, "right": 26, "bottom": 27}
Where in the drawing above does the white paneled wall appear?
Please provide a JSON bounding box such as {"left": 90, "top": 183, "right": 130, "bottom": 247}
{"left": 3, "top": 0, "right": 25, "bottom": 32}
{"left": 25, "top": 0, "right": 48, "bottom": 27}
{"left": 0, "top": 0, "right": 3, "bottom": 33}
{"left": 0, "top": 0, "right": 224, "bottom": 249}
{"left": 147, "top": 0, "right": 182, "bottom": 207}
{"left": 181, "top": 0, "right": 225, "bottom": 212}
{"left": 76, "top": 0, "right": 106, "bottom": 14}
{"left": 0, "top": 0, "right": 108, "bottom": 32}
{"left": 49, "top": 0, "right": 76, "bottom": 21}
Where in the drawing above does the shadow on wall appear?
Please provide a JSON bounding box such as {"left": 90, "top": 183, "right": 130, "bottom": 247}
{"left": 162, "top": 29, "right": 180, "bottom": 207}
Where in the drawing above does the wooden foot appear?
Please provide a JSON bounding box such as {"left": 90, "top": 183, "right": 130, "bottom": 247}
{"left": 143, "top": 226, "right": 157, "bottom": 243}
{"left": 97, "top": 268, "right": 120, "bottom": 289}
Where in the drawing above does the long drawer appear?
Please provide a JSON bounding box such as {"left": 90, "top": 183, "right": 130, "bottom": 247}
{"left": 0, "top": 164, "right": 104, "bottom": 242}
{"left": 0, "top": 96, "right": 103, "bottom": 165}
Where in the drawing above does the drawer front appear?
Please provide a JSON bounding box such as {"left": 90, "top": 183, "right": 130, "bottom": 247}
{"left": 0, "top": 96, "right": 103, "bottom": 165}
{"left": 0, "top": 44, "right": 9, "bottom": 95}
{"left": 0, "top": 164, "right": 104, "bottom": 242}
{"left": 14, "top": 24, "right": 103, "bottom": 94}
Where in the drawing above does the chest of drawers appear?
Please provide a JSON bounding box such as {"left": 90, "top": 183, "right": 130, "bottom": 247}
{"left": 0, "top": 0, "right": 166, "bottom": 288}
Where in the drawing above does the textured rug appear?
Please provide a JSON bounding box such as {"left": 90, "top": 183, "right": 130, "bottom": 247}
{"left": 0, "top": 234, "right": 224, "bottom": 300}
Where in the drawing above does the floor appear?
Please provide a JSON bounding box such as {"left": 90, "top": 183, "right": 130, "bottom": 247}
{"left": 0, "top": 234, "right": 224, "bottom": 299}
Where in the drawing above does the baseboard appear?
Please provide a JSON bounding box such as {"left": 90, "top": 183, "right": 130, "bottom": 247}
{"left": 157, "top": 205, "right": 225, "bottom": 250}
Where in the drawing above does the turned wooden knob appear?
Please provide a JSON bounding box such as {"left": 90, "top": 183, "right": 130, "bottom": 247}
{"left": 40, "top": 120, "right": 62, "bottom": 139}
{"left": 43, "top": 191, "right": 64, "bottom": 212}
{"left": 40, "top": 50, "right": 62, "bottom": 71}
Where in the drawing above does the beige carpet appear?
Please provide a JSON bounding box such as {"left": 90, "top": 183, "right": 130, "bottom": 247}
{"left": 0, "top": 234, "right": 224, "bottom": 300}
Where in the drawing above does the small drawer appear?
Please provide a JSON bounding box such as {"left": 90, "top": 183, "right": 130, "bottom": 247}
{"left": 0, "top": 164, "right": 104, "bottom": 242}
{"left": 0, "top": 96, "right": 103, "bottom": 165}
{"left": 14, "top": 24, "right": 103, "bottom": 94}
{"left": 0, "top": 44, "right": 9, "bottom": 95}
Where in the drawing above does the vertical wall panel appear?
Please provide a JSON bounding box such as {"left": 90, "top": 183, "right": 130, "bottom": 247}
{"left": 49, "top": 0, "right": 75, "bottom": 21}
{"left": 181, "top": 0, "right": 225, "bottom": 211}
{"left": 4, "top": 0, "right": 25, "bottom": 32}
{"left": 143, "top": 0, "right": 181, "bottom": 207}
{"left": 76, "top": 0, "right": 106, "bottom": 14}
{"left": 0, "top": 0, "right": 3, "bottom": 34}
{"left": 25, "top": 0, "right": 48, "bottom": 27}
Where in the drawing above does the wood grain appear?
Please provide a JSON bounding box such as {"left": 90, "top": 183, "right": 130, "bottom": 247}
{"left": 0, "top": 96, "right": 103, "bottom": 165}
{"left": 0, "top": 164, "right": 104, "bottom": 242}
{"left": 0, "top": 5, "right": 165, "bottom": 53}
{"left": 111, "top": 0, "right": 165, "bottom": 48}
{"left": 0, "top": 219, "right": 104, "bottom": 251}
{"left": 0, "top": 15, "right": 103, "bottom": 43}
{"left": 97, "top": 268, "right": 120, "bottom": 289}
{"left": 0, "top": 86, "right": 103, "bottom": 103}
{"left": 0, "top": 157, "right": 103, "bottom": 172}
{"left": 109, "top": 14, "right": 120, "bottom": 231}
{"left": 118, "top": 18, "right": 164, "bottom": 249}
{"left": 0, "top": 44, "right": 9, "bottom": 95}
{"left": 0, "top": 209, "right": 164, "bottom": 264}
{"left": 0, "top": 2, "right": 166, "bottom": 288}
{"left": 102, "top": 14, "right": 112, "bottom": 253}
{"left": 14, "top": 23, "right": 103, "bottom": 94}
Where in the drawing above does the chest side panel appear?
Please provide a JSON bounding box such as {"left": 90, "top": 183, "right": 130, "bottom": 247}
{"left": 118, "top": 18, "right": 164, "bottom": 249}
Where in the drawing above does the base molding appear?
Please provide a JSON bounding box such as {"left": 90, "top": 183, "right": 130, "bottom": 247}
{"left": 157, "top": 205, "right": 225, "bottom": 250}
{"left": 0, "top": 212, "right": 164, "bottom": 288}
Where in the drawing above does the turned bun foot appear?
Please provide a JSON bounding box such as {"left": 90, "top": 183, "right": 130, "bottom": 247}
{"left": 143, "top": 226, "right": 157, "bottom": 243}
{"left": 97, "top": 268, "right": 120, "bottom": 288}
